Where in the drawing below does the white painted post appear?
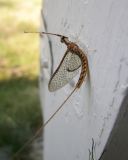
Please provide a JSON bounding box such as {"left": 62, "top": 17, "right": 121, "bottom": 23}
{"left": 40, "top": 0, "right": 128, "bottom": 160}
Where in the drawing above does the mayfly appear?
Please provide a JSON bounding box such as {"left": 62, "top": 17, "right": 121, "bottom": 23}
{"left": 25, "top": 31, "right": 89, "bottom": 126}
{"left": 12, "top": 31, "right": 89, "bottom": 159}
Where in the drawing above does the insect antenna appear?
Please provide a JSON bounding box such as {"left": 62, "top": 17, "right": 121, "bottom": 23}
{"left": 24, "top": 31, "right": 67, "bottom": 38}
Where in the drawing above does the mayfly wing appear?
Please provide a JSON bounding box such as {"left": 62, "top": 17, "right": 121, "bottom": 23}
{"left": 67, "top": 53, "right": 81, "bottom": 72}
{"left": 48, "top": 50, "right": 82, "bottom": 92}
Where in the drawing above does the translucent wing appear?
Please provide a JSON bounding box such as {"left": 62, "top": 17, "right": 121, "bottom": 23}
{"left": 48, "top": 50, "right": 82, "bottom": 92}
{"left": 67, "top": 53, "right": 81, "bottom": 72}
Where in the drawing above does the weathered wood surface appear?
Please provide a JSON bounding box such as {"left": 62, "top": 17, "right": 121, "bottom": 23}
{"left": 40, "top": 0, "right": 128, "bottom": 159}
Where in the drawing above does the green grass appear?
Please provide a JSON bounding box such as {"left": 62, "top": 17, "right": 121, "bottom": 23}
{"left": 0, "top": 0, "right": 42, "bottom": 159}
{"left": 0, "top": 78, "right": 42, "bottom": 149}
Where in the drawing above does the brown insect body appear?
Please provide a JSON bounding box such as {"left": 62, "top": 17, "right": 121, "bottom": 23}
{"left": 45, "top": 36, "right": 88, "bottom": 126}
{"left": 60, "top": 36, "right": 88, "bottom": 89}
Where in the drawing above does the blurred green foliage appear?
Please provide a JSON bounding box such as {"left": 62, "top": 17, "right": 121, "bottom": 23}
{"left": 0, "top": 0, "right": 42, "bottom": 159}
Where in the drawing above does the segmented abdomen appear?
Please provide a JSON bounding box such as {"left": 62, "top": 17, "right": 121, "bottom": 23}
{"left": 75, "top": 49, "right": 88, "bottom": 88}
